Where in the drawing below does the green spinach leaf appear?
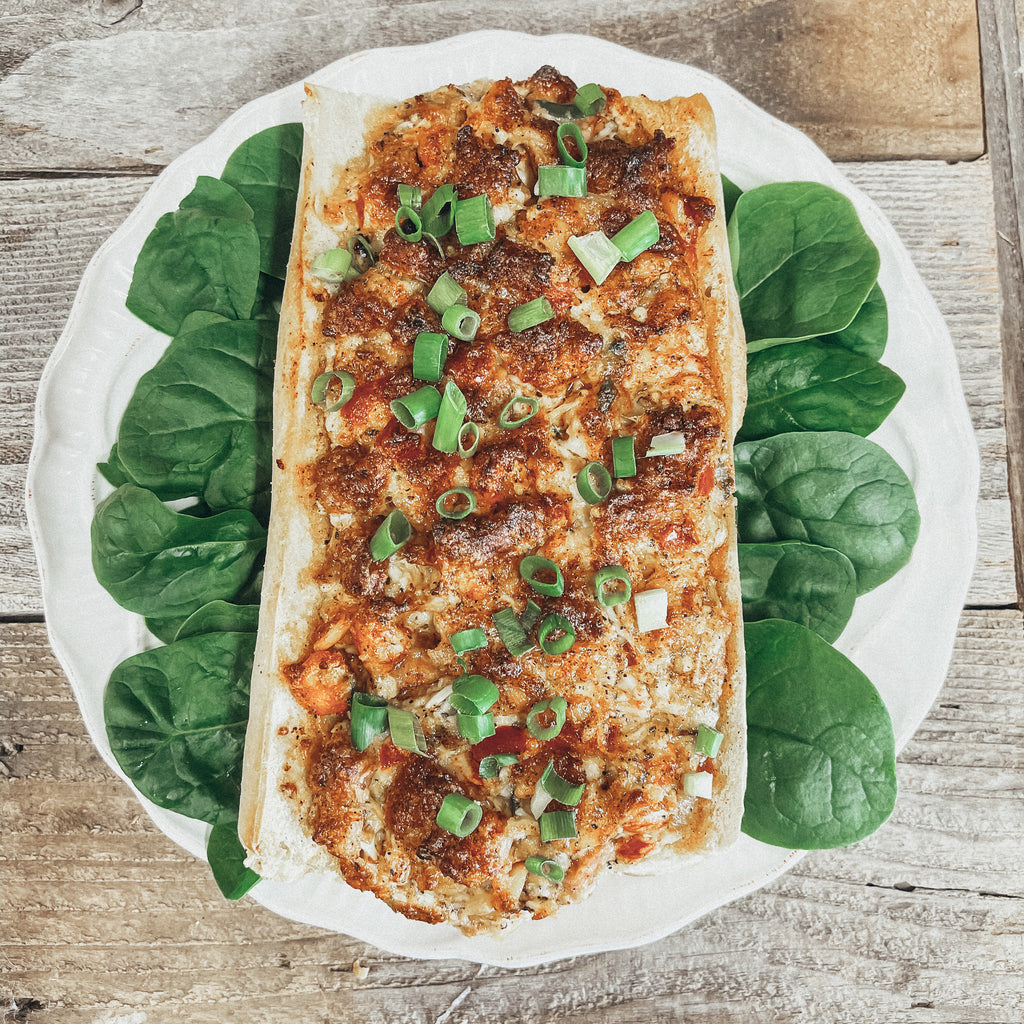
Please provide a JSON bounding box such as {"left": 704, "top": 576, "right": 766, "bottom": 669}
{"left": 126, "top": 175, "right": 261, "bottom": 336}
{"left": 207, "top": 819, "right": 261, "bottom": 900}
{"left": 729, "top": 181, "right": 880, "bottom": 351}
{"left": 735, "top": 431, "right": 920, "bottom": 595}
{"left": 176, "top": 601, "right": 260, "bottom": 641}
{"left": 721, "top": 173, "right": 742, "bottom": 222}
{"left": 742, "top": 619, "right": 897, "bottom": 848}
{"left": 824, "top": 281, "right": 888, "bottom": 360}
{"left": 738, "top": 340, "right": 906, "bottom": 441}
{"left": 738, "top": 541, "right": 857, "bottom": 643}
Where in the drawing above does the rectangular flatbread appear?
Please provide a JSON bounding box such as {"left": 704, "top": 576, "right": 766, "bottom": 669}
{"left": 239, "top": 67, "right": 746, "bottom": 935}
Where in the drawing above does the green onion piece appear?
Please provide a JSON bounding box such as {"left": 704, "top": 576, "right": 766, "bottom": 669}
{"left": 540, "top": 760, "right": 585, "bottom": 806}
{"left": 369, "top": 509, "right": 412, "bottom": 561}
{"left": 350, "top": 692, "right": 389, "bottom": 752}
{"left": 427, "top": 271, "right": 467, "bottom": 314}
{"left": 493, "top": 606, "right": 535, "bottom": 657}
{"left": 683, "top": 771, "right": 714, "bottom": 800}
{"left": 645, "top": 430, "right": 687, "bottom": 457}
{"left": 450, "top": 674, "right": 499, "bottom": 714}
{"left": 390, "top": 384, "right": 441, "bottom": 429}
{"left": 436, "top": 793, "right": 482, "bottom": 837}
{"left": 412, "top": 331, "right": 448, "bottom": 382}
{"left": 450, "top": 627, "right": 487, "bottom": 655}
{"left": 441, "top": 304, "right": 481, "bottom": 342}
{"left": 576, "top": 461, "right": 613, "bottom": 504}
{"left": 498, "top": 395, "right": 540, "bottom": 429}
{"left": 457, "top": 712, "right": 496, "bottom": 743}
{"left": 432, "top": 380, "right": 467, "bottom": 453}
{"left": 347, "top": 234, "right": 376, "bottom": 272}
{"left": 537, "top": 164, "right": 587, "bottom": 198}
{"left": 634, "top": 588, "right": 669, "bottom": 633}
{"left": 508, "top": 296, "right": 554, "bottom": 332}
{"left": 567, "top": 230, "right": 621, "bottom": 285}
{"left": 455, "top": 194, "right": 495, "bottom": 245}
{"left": 519, "top": 599, "right": 543, "bottom": 634}
{"left": 538, "top": 614, "right": 575, "bottom": 655}
{"left": 534, "top": 99, "right": 579, "bottom": 119}
{"left": 695, "top": 724, "right": 724, "bottom": 758}
{"left": 397, "top": 183, "right": 422, "bottom": 210}
{"left": 611, "top": 210, "right": 661, "bottom": 262}
{"left": 310, "top": 248, "right": 355, "bottom": 284}
{"left": 611, "top": 435, "right": 636, "bottom": 478}
{"left": 573, "top": 83, "right": 607, "bottom": 116}
{"left": 525, "top": 855, "right": 565, "bottom": 881}
{"left": 479, "top": 753, "right": 519, "bottom": 779}
{"left": 311, "top": 369, "right": 355, "bottom": 412}
{"left": 594, "top": 565, "right": 631, "bottom": 607}
{"left": 556, "top": 122, "right": 588, "bottom": 167}
{"left": 519, "top": 554, "right": 564, "bottom": 598}
{"left": 539, "top": 809, "right": 577, "bottom": 842}
{"left": 457, "top": 421, "right": 480, "bottom": 457}
{"left": 395, "top": 204, "right": 423, "bottom": 242}
{"left": 387, "top": 706, "right": 426, "bottom": 754}
{"left": 421, "top": 183, "right": 458, "bottom": 237}
{"left": 526, "top": 696, "right": 567, "bottom": 741}
{"left": 435, "top": 486, "right": 477, "bottom": 520}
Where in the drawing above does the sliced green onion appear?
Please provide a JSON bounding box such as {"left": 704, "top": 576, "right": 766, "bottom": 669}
{"left": 350, "top": 692, "right": 389, "bottom": 752}
{"left": 441, "top": 304, "right": 481, "bottom": 342}
{"left": 369, "top": 509, "right": 412, "bottom": 561}
{"left": 646, "top": 430, "right": 688, "bottom": 457}
{"left": 526, "top": 696, "right": 567, "bottom": 741}
{"left": 310, "top": 248, "right": 356, "bottom": 284}
{"left": 519, "top": 555, "right": 564, "bottom": 597}
{"left": 427, "top": 272, "right": 467, "bottom": 314}
{"left": 573, "top": 83, "right": 607, "bottom": 116}
{"left": 387, "top": 706, "right": 426, "bottom": 754}
{"left": 535, "top": 99, "right": 578, "bottom": 119}
{"left": 347, "top": 234, "right": 376, "bottom": 272}
{"left": 412, "top": 332, "right": 448, "bottom": 382}
{"left": 432, "top": 380, "right": 467, "bottom": 453}
{"left": 397, "top": 183, "right": 422, "bottom": 209}
{"left": 537, "top": 164, "right": 587, "bottom": 198}
{"left": 390, "top": 384, "right": 441, "bottom": 429}
{"left": 421, "top": 183, "right": 458, "bottom": 237}
{"left": 593, "top": 565, "right": 631, "bottom": 607}
{"left": 498, "top": 395, "right": 540, "bottom": 429}
{"left": 538, "top": 614, "right": 575, "bottom": 655}
{"left": 395, "top": 204, "right": 423, "bottom": 242}
{"left": 435, "top": 486, "right": 477, "bottom": 520}
{"left": 519, "top": 599, "right": 543, "bottom": 634}
{"left": 683, "top": 771, "right": 714, "bottom": 800}
{"left": 479, "top": 753, "right": 519, "bottom": 779}
{"left": 457, "top": 712, "right": 496, "bottom": 743}
{"left": 611, "top": 435, "right": 636, "bottom": 478}
{"left": 311, "top": 369, "right": 355, "bottom": 412}
{"left": 540, "top": 760, "right": 585, "bottom": 806}
{"left": 492, "top": 606, "right": 535, "bottom": 657}
{"left": 457, "top": 421, "right": 480, "bottom": 457}
{"left": 450, "top": 627, "right": 487, "bottom": 655}
{"left": 539, "top": 809, "right": 577, "bottom": 841}
{"left": 568, "top": 230, "right": 621, "bottom": 285}
{"left": 508, "top": 297, "right": 554, "bottom": 332}
{"left": 634, "top": 588, "right": 669, "bottom": 633}
{"left": 525, "top": 855, "right": 565, "bottom": 881}
{"left": 556, "top": 122, "right": 588, "bottom": 167}
{"left": 436, "top": 793, "right": 482, "bottom": 837}
{"left": 695, "top": 724, "right": 724, "bottom": 758}
{"left": 455, "top": 193, "right": 495, "bottom": 244}
{"left": 611, "top": 209, "right": 661, "bottom": 262}
{"left": 450, "top": 674, "right": 499, "bottom": 714}
{"left": 576, "top": 461, "right": 613, "bottom": 504}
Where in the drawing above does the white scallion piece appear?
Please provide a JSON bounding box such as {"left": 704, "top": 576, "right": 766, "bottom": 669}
{"left": 683, "top": 771, "right": 714, "bottom": 800}
{"left": 645, "top": 431, "right": 687, "bottom": 457}
{"left": 634, "top": 588, "right": 668, "bottom": 633}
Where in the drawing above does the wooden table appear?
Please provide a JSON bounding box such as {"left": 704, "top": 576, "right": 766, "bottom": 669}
{"left": 3, "top": 3, "right": 1022, "bottom": 1020}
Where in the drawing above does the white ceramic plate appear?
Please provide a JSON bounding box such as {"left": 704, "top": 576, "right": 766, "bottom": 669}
{"left": 27, "top": 30, "right": 978, "bottom": 967}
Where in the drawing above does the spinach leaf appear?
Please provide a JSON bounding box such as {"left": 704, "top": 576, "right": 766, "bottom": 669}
{"left": 738, "top": 340, "right": 906, "bottom": 441}
{"left": 720, "top": 173, "right": 742, "bottom": 222}
{"left": 735, "top": 431, "right": 920, "bottom": 595}
{"left": 738, "top": 541, "right": 857, "bottom": 643}
{"left": 221, "top": 122, "right": 303, "bottom": 280}
{"left": 144, "top": 612, "right": 194, "bottom": 645}
{"left": 207, "top": 819, "right": 261, "bottom": 900}
{"left": 742, "top": 619, "right": 897, "bottom": 848}
{"left": 728, "top": 182, "right": 880, "bottom": 351}
{"left": 97, "top": 443, "right": 134, "bottom": 489}
{"left": 176, "top": 601, "right": 260, "bottom": 641}
{"left": 91, "top": 484, "right": 266, "bottom": 619}
{"left": 126, "top": 175, "right": 261, "bottom": 336}
{"left": 824, "top": 281, "right": 888, "bottom": 360}
{"left": 114, "top": 319, "right": 275, "bottom": 519}
{"left": 104, "top": 630, "right": 255, "bottom": 825}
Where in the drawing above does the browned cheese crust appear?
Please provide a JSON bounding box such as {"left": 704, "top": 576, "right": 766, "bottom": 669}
{"left": 239, "top": 66, "right": 747, "bottom": 935}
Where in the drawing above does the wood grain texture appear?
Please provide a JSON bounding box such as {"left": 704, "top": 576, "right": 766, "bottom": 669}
{"left": 2, "top": 612, "right": 1021, "bottom": 1023}
{"left": 0, "top": 0, "right": 982, "bottom": 171}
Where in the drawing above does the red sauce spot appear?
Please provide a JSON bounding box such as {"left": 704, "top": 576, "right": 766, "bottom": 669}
{"left": 616, "top": 836, "right": 654, "bottom": 862}
{"left": 379, "top": 739, "right": 409, "bottom": 769}
{"left": 471, "top": 726, "right": 529, "bottom": 765}
{"left": 697, "top": 464, "right": 715, "bottom": 496}
{"left": 339, "top": 379, "right": 387, "bottom": 421}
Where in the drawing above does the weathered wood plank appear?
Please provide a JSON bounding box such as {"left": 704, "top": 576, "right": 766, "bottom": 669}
{"left": 2, "top": 612, "right": 1021, "bottom": 1022}
{"left": 0, "top": 1, "right": 983, "bottom": 171}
